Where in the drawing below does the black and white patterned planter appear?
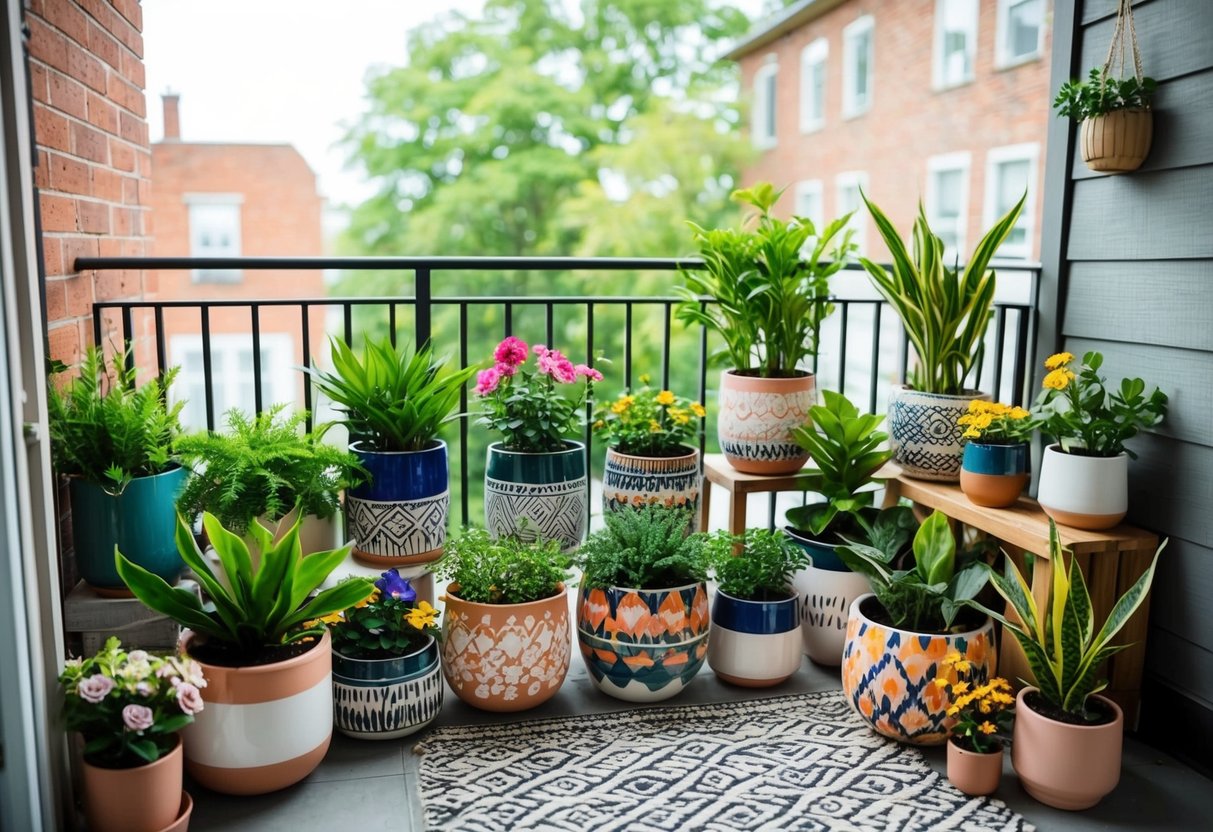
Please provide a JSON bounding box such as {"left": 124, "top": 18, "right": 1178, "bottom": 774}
{"left": 602, "top": 446, "right": 701, "bottom": 526}
{"left": 887, "top": 386, "right": 988, "bottom": 481}
{"left": 332, "top": 637, "right": 443, "bottom": 740}
{"left": 484, "top": 441, "right": 587, "bottom": 551}
{"left": 346, "top": 441, "right": 449, "bottom": 568}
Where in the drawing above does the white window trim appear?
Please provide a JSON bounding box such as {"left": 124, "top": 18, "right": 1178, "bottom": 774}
{"left": 794, "top": 179, "right": 824, "bottom": 233}
{"left": 835, "top": 170, "right": 870, "bottom": 256}
{"left": 933, "top": 0, "right": 979, "bottom": 90}
{"left": 925, "top": 152, "right": 972, "bottom": 261}
{"left": 799, "top": 38, "right": 828, "bottom": 134}
{"left": 983, "top": 143, "right": 1039, "bottom": 261}
{"left": 170, "top": 333, "right": 294, "bottom": 430}
{"left": 751, "top": 58, "right": 779, "bottom": 150}
{"left": 841, "top": 15, "right": 874, "bottom": 119}
{"left": 995, "top": 0, "right": 1046, "bottom": 69}
{"left": 187, "top": 196, "right": 243, "bottom": 283}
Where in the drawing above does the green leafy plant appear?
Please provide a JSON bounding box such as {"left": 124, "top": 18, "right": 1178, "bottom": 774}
{"left": 576, "top": 504, "right": 707, "bottom": 590}
{"left": 836, "top": 510, "right": 988, "bottom": 633}
{"left": 436, "top": 527, "right": 570, "bottom": 604}
{"left": 325, "top": 570, "right": 440, "bottom": 660}
{"left": 175, "top": 405, "right": 366, "bottom": 532}
{"left": 1032, "top": 351, "right": 1167, "bottom": 458}
{"left": 968, "top": 521, "right": 1164, "bottom": 720}
{"left": 678, "top": 182, "right": 856, "bottom": 378}
{"left": 859, "top": 193, "right": 1026, "bottom": 394}
{"left": 1053, "top": 68, "right": 1157, "bottom": 120}
{"left": 592, "top": 377, "right": 705, "bottom": 456}
{"left": 306, "top": 337, "right": 479, "bottom": 452}
{"left": 47, "top": 346, "right": 184, "bottom": 494}
{"left": 703, "top": 527, "right": 808, "bottom": 601}
{"left": 115, "top": 512, "right": 374, "bottom": 658}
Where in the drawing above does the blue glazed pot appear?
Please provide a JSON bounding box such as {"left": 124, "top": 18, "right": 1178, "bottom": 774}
{"left": 783, "top": 526, "right": 848, "bottom": 572}
{"left": 484, "top": 440, "right": 587, "bottom": 551}
{"left": 708, "top": 590, "right": 802, "bottom": 687}
{"left": 71, "top": 465, "right": 187, "bottom": 594}
{"left": 346, "top": 440, "right": 449, "bottom": 568}
{"left": 332, "top": 637, "right": 443, "bottom": 740}
{"left": 960, "top": 442, "right": 1029, "bottom": 508}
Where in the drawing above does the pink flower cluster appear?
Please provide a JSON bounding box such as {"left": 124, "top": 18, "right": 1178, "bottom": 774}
{"left": 475, "top": 338, "right": 601, "bottom": 396}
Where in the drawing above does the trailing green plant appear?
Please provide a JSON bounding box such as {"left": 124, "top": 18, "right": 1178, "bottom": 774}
{"left": 1053, "top": 68, "right": 1157, "bottom": 121}
{"left": 175, "top": 405, "right": 366, "bottom": 532}
{"left": 47, "top": 345, "right": 184, "bottom": 494}
{"left": 859, "top": 193, "right": 1026, "bottom": 394}
{"left": 576, "top": 504, "right": 707, "bottom": 590}
{"left": 703, "top": 527, "right": 808, "bottom": 601}
{"left": 324, "top": 570, "right": 440, "bottom": 660}
{"left": 967, "top": 520, "right": 1164, "bottom": 720}
{"left": 115, "top": 512, "right": 374, "bottom": 658}
{"left": 836, "top": 510, "right": 988, "bottom": 633}
{"left": 306, "top": 337, "right": 479, "bottom": 452}
{"left": 436, "top": 527, "right": 570, "bottom": 604}
{"left": 678, "top": 182, "right": 855, "bottom": 378}
{"left": 786, "top": 390, "right": 894, "bottom": 539}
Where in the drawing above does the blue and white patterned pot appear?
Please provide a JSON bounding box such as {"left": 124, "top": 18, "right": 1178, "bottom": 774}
{"left": 484, "top": 441, "right": 587, "bottom": 551}
{"left": 792, "top": 559, "right": 872, "bottom": 665}
{"left": 332, "top": 637, "right": 443, "bottom": 740}
{"left": 707, "top": 590, "right": 802, "bottom": 687}
{"left": 888, "top": 386, "right": 989, "bottom": 482}
{"left": 346, "top": 440, "right": 449, "bottom": 568}
{"left": 602, "top": 446, "right": 701, "bottom": 526}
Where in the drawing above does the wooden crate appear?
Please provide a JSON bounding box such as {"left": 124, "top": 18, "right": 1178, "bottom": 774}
{"left": 64, "top": 580, "right": 198, "bottom": 655}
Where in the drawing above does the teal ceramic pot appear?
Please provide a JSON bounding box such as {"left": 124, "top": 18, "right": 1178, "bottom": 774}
{"left": 70, "top": 465, "right": 188, "bottom": 594}
{"left": 783, "top": 526, "right": 848, "bottom": 572}
{"left": 484, "top": 441, "right": 587, "bottom": 551}
{"left": 332, "top": 637, "right": 443, "bottom": 740}
{"left": 960, "top": 442, "right": 1030, "bottom": 508}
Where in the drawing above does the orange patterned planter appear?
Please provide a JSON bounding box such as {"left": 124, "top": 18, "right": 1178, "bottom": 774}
{"left": 717, "top": 370, "right": 815, "bottom": 475}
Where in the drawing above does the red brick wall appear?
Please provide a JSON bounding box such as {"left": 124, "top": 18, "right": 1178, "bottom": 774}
{"left": 27, "top": 0, "right": 150, "bottom": 366}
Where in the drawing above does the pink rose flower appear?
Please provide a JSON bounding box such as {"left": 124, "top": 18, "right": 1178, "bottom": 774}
{"left": 77, "top": 674, "right": 115, "bottom": 704}
{"left": 493, "top": 336, "right": 529, "bottom": 368}
{"left": 176, "top": 682, "right": 205, "bottom": 716}
{"left": 574, "top": 364, "right": 603, "bottom": 382}
{"left": 122, "top": 704, "right": 154, "bottom": 732}
{"left": 474, "top": 367, "right": 503, "bottom": 396}
{"left": 532, "top": 344, "right": 549, "bottom": 358}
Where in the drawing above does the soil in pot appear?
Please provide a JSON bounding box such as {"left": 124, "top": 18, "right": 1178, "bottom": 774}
{"left": 187, "top": 638, "right": 318, "bottom": 668}
{"left": 857, "top": 594, "right": 988, "bottom": 635}
{"left": 1022, "top": 689, "right": 1119, "bottom": 726}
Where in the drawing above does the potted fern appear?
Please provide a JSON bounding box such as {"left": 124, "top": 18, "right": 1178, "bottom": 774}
{"left": 47, "top": 346, "right": 187, "bottom": 595}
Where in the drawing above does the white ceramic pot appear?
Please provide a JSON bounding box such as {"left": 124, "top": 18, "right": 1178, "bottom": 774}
{"left": 1037, "top": 444, "right": 1128, "bottom": 530}
{"left": 707, "top": 590, "right": 801, "bottom": 687}
{"left": 888, "top": 386, "right": 988, "bottom": 481}
{"left": 792, "top": 562, "right": 872, "bottom": 665}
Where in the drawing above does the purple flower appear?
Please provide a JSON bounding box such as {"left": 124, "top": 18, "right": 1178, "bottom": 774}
{"left": 374, "top": 569, "right": 417, "bottom": 602}
{"left": 175, "top": 683, "right": 205, "bottom": 716}
{"left": 122, "top": 704, "right": 154, "bottom": 732}
{"left": 78, "top": 674, "right": 115, "bottom": 704}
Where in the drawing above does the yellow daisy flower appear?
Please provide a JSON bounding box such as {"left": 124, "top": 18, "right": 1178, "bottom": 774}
{"left": 979, "top": 721, "right": 997, "bottom": 735}
{"left": 1045, "top": 352, "right": 1074, "bottom": 370}
{"left": 1042, "top": 368, "right": 1075, "bottom": 390}
{"left": 691, "top": 402, "right": 706, "bottom": 418}
{"left": 934, "top": 678, "right": 949, "bottom": 689}
{"left": 405, "top": 600, "right": 439, "bottom": 630}
{"left": 656, "top": 390, "right": 676, "bottom": 406}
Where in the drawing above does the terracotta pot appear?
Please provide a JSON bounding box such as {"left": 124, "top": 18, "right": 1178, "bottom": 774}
{"left": 708, "top": 589, "right": 801, "bottom": 687}
{"left": 441, "top": 582, "right": 570, "bottom": 712}
{"left": 717, "top": 370, "right": 815, "bottom": 475}
{"left": 960, "top": 442, "right": 1029, "bottom": 508}
{"left": 81, "top": 736, "right": 183, "bottom": 832}
{"left": 347, "top": 440, "right": 449, "bottom": 568}
{"left": 1037, "top": 444, "right": 1128, "bottom": 530}
{"left": 181, "top": 629, "right": 333, "bottom": 795}
{"left": 602, "top": 445, "right": 701, "bottom": 527}
{"left": 1081, "top": 109, "right": 1152, "bottom": 173}
{"left": 841, "top": 594, "right": 996, "bottom": 745}
{"left": 791, "top": 558, "right": 871, "bottom": 665}
{"left": 1012, "top": 687, "right": 1124, "bottom": 810}
{"left": 888, "top": 386, "right": 988, "bottom": 482}
{"left": 332, "top": 636, "right": 443, "bottom": 740}
{"left": 947, "top": 737, "right": 1003, "bottom": 796}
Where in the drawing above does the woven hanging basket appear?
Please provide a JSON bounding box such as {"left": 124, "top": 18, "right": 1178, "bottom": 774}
{"left": 1083, "top": 0, "right": 1153, "bottom": 173}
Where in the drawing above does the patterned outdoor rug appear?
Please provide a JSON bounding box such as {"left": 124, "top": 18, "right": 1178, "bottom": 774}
{"left": 415, "top": 690, "right": 1033, "bottom": 831}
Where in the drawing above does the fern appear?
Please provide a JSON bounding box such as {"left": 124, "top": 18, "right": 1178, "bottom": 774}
{"left": 576, "top": 505, "right": 707, "bottom": 590}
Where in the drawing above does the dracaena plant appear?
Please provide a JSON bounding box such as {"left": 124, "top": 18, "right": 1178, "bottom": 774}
{"left": 1053, "top": 68, "right": 1157, "bottom": 120}
{"left": 968, "top": 520, "right": 1164, "bottom": 720}
{"left": 859, "top": 192, "right": 1026, "bottom": 395}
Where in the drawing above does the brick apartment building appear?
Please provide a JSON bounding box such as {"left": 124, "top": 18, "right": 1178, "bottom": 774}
{"left": 728, "top": 0, "right": 1051, "bottom": 264}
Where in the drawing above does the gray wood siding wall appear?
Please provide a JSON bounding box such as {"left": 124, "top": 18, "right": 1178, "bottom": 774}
{"left": 1059, "top": 0, "right": 1213, "bottom": 766}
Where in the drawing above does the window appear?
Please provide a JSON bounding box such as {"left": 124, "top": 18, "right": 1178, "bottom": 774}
{"left": 171, "top": 334, "right": 293, "bottom": 430}
{"left": 842, "top": 16, "right": 874, "bottom": 118}
{"left": 187, "top": 194, "right": 243, "bottom": 283}
{"left": 997, "top": 0, "right": 1044, "bottom": 67}
{"left": 794, "top": 180, "right": 824, "bottom": 236}
{"left": 799, "top": 38, "right": 828, "bottom": 133}
{"left": 984, "top": 144, "right": 1039, "bottom": 260}
{"left": 752, "top": 59, "right": 778, "bottom": 149}
{"left": 835, "top": 171, "right": 869, "bottom": 255}
{"left": 926, "top": 153, "right": 971, "bottom": 263}
{"left": 934, "top": 0, "right": 978, "bottom": 89}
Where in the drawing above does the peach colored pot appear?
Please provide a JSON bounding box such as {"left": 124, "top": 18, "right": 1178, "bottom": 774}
{"left": 717, "top": 370, "right": 815, "bottom": 475}
{"left": 1012, "top": 687, "right": 1124, "bottom": 810}
{"left": 441, "top": 582, "right": 570, "bottom": 712}
{"left": 947, "top": 738, "right": 1003, "bottom": 796}
{"left": 81, "top": 736, "right": 183, "bottom": 832}
{"left": 181, "top": 630, "right": 333, "bottom": 795}
{"left": 1081, "top": 109, "right": 1152, "bottom": 173}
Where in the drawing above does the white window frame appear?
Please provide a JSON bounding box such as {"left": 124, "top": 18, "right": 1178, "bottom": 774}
{"left": 170, "top": 333, "right": 294, "bottom": 430}
{"left": 925, "top": 152, "right": 971, "bottom": 263}
{"left": 841, "top": 15, "right": 874, "bottom": 119}
{"left": 185, "top": 192, "right": 244, "bottom": 284}
{"left": 794, "top": 179, "right": 825, "bottom": 235}
{"left": 835, "top": 171, "right": 869, "bottom": 256}
{"left": 996, "top": 0, "right": 1046, "bottom": 68}
{"left": 983, "top": 143, "right": 1039, "bottom": 261}
{"left": 751, "top": 58, "right": 778, "bottom": 150}
{"left": 933, "top": 0, "right": 979, "bottom": 90}
{"left": 799, "top": 38, "right": 828, "bottom": 133}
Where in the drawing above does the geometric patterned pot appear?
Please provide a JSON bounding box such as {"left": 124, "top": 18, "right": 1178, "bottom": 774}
{"left": 717, "top": 370, "right": 815, "bottom": 475}
{"left": 888, "top": 386, "right": 988, "bottom": 482}
{"left": 484, "top": 441, "right": 587, "bottom": 552}
{"left": 332, "top": 637, "right": 443, "bottom": 740}
{"left": 346, "top": 440, "right": 449, "bottom": 568}
{"left": 602, "top": 445, "right": 701, "bottom": 527}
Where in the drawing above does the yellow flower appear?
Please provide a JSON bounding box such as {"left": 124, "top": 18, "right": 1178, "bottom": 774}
{"left": 979, "top": 721, "right": 997, "bottom": 735}
{"left": 953, "top": 659, "right": 971, "bottom": 673}
{"left": 1045, "top": 352, "right": 1074, "bottom": 370}
{"left": 952, "top": 681, "right": 970, "bottom": 695}
{"left": 593, "top": 419, "right": 605, "bottom": 430}
{"left": 405, "top": 600, "right": 439, "bottom": 630}
{"left": 355, "top": 591, "right": 378, "bottom": 609}
{"left": 656, "top": 390, "right": 676, "bottom": 406}
{"left": 974, "top": 412, "right": 994, "bottom": 429}
{"left": 611, "top": 395, "right": 634, "bottom": 414}
{"left": 310, "top": 611, "right": 343, "bottom": 627}
{"left": 1009, "top": 406, "right": 1030, "bottom": 420}
{"left": 1042, "top": 368, "right": 1075, "bottom": 390}
{"left": 957, "top": 414, "right": 975, "bottom": 426}
{"left": 942, "top": 650, "right": 963, "bottom": 666}
{"left": 649, "top": 420, "right": 662, "bottom": 433}
{"left": 690, "top": 402, "right": 706, "bottom": 418}
{"left": 979, "top": 700, "right": 992, "bottom": 714}
{"left": 946, "top": 705, "right": 960, "bottom": 717}
{"left": 933, "top": 678, "right": 949, "bottom": 689}
{"left": 669, "top": 408, "right": 690, "bottom": 425}
{"left": 962, "top": 427, "right": 982, "bottom": 439}
{"left": 967, "top": 400, "right": 984, "bottom": 414}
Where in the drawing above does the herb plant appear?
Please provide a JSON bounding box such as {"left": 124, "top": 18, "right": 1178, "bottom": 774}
{"left": 47, "top": 346, "right": 184, "bottom": 494}
{"left": 325, "top": 570, "right": 440, "bottom": 660}
{"left": 957, "top": 400, "right": 1035, "bottom": 445}
{"left": 436, "top": 527, "right": 570, "bottom": 604}
{"left": 1054, "top": 68, "right": 1157, "bottom": 120}
{"left": 703, "top": 528, "right": 808, "bottom": 601}
{"left": 576, "top": 504, "right": 707, "bottom": 590}
{"left": 593, "top": 377, "right": 705, "bottom": 457}
{"left": 935, "top": 658, "right": 1015, "bottom": 753}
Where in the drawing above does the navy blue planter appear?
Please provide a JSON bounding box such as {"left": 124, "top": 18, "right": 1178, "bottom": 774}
{"left": 708, "top": 590, "right": 802, "bottom": 687}
{"left": 783, "top": 526, "right": 848, "bottom": 572}
{"left": 346, "top": 440, "right": 448, "bottom": 567}
{"left": 484, "top": 441, "right": 587, "bottom": 551}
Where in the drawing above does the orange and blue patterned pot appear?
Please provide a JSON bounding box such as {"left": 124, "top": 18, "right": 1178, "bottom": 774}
{"left": 842, "top": 594, "right": 995, "bottom": 745}
{"left": 577, "top": 582, "right": 710, "bottom": 703}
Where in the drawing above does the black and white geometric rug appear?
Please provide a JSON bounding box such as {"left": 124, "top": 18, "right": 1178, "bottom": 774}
{"left": 415, "top": 690, "right": 1033, "bottom": 831}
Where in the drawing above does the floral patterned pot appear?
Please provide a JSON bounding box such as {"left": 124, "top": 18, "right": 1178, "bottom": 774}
{"left": 888, "top": 386, "right": 988, "bottom": 482}
{"left": 332, "top": 637, "right": 443, "bottom": 740}
{"left": 81, "top": 735, "right": 183, "bottom": 832}
{"left": 577, "top": 582, "right": 710, "bottom": 702}
{"left": 947, "top": 738, "right": 1003, "bottom": 797}
{"left": 707, "top": 589, "right": 801, "bottom": 687}
{"left": 841, "top": 594, "right": 995, "bottom": 745}
{"left": 441, "top": 582, "right": 570, "bottom": 712}
{"left": 485, "top": 441, "right": 587, "bottom": 551}
{"left": 792, "top": 558, "right": 872, "bottom": 665}
{"left": 346, "top": 440, "right": 449, "bottom": 568}
{"left": 1037, "top": 444, "right": 1128, "bottom": 530}
{"left": 960, "top": 442, "right": 1029, "bottom": 508}
{"left": 717, "top": 370, "right": 815, "bottom": 475}
{"left": 603, "top": 445, "right": 701, "bottom": 527}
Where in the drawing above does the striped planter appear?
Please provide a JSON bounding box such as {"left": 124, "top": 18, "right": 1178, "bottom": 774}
{"left": 332, "top": 637, "right": 443, "bottom": 740}
{"left": 346, "top": 440, "right": 449, "bottom": 569}
{"left": 484, "top": 441, "right": 587, "bottom": 552}
{"left": 602, "top": 446, "right": 701, "bottom": 526}
{"left": 717, "top": 370, "right": 815, "bottom": 475}
{"left": 792, "top": 561, "right": 872, "bottom": 666}
{"left": 1081, "top": 109, "right": 1152, "bottom": 174}
{"left": 707, "top": 589, "right": 802, "bottom": 687}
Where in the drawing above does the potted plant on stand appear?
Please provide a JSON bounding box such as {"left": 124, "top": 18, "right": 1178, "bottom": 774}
{"left": 957, "top": 400, "right": 1035, "bottom": 508}
{"left": 678, "top": 182, "right": 855, "bottom": 474}
{"left": 307, "top": 337, "right": 477, "bottom": 569}
{"left": 969, "top": 521, "right": 1164, "bottom": 809}
{"left": 323, "top": 569, "right": 443, "bottom": 740}
{"left": 594, "top": 376, "right": 705, "bottom": 523}
{"left": 115, "top": 512, "right": 375, "bottom": 794}
{"left": 704, "top": 528, "right": 808, "bottom": 687}
{"left": 48, "top": 346, "right": 187, "bottom": 595}
{"left": 476, "top": 337, "right": 602, "bottom": 551}
{"left": 934, "top": 656, "right": 1015, "bottom": 796}
{"left": 576, "top": 505, "right": 710, "bottom": 703}
{"left": 859, "top": 193, "right": 1025, "bottom": 481}
{"left": 1032, "top": 351, "right": 1167, "bottom": 530}
{"left": 59, "top": 637, "right": 205, "bottom": 832}
{"left": 435, "top": 528, "right": 572, "bottom": 712}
